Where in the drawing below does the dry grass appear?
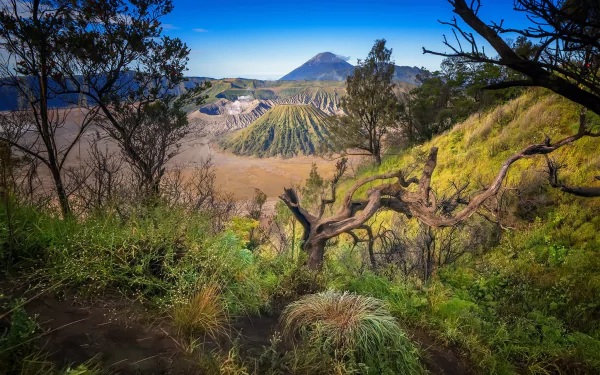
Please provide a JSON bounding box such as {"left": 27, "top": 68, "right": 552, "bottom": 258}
{"left": 172, "top": 284, "right": 229, "bottom": 342}
{"left": 219, "top": 346, "right": 250, "bottom": 375}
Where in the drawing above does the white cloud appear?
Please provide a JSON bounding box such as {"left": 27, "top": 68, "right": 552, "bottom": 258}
{"left": 335, "top": 54, "right": 351, "bottom": 61}
{"left": 162, "top": 24, "right": 180, "bottom": 30}
{"left": 227, "top": 96, "right": 254, "bottom": 115}
{"left": 193, "top": 28, "right": 208, "bottom": 33}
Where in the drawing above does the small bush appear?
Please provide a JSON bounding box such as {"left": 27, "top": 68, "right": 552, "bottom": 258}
{"left": 1, "top": 204, "right": 271, "bottom": 315}
{"left": 0, "top": 299, "right": 38, "bottom": 370}
{"left": 272, "top": 262, "right": 325, "bottom": 302}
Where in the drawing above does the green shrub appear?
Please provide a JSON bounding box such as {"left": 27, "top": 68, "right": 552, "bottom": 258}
{"left": 0, "top": 205, "right": 272, "bottom": 316}
{"left": 0, "top": 299, "right": 39, "bottom": 369}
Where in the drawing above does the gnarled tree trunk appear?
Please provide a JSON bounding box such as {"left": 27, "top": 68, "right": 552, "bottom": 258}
{"left": 281, "top": 119, "right": 599, "bottom": 269}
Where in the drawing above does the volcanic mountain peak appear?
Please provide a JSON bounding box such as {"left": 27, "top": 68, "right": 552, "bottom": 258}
{"left": 279, "top": 52, "right": 354, "bottom": 81}
{"left": 307, "top": 52, "right": 350, "bottom": 64}
{"left": 280, "top": 51, "right": 423, "bottom": 84}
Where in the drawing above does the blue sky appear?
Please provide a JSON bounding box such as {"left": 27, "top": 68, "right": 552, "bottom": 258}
{"left": 161, "top": 0, "right": 528, "bottom": 80}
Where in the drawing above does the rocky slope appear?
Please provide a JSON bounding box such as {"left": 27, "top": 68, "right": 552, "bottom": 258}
{"left": 191, "top": 78, "right": 416, "bottom": 140}
{"left": 220, "top": 105, "right": 332, "bottom": 158}
{"left": 189, "top": 99, "right": 272, "bottom": 134}
{"left": 274, "top": 87, "right": 343, "bottom": 115}
{"left": 191, "top": 82, "right": 347, "bottom": 136}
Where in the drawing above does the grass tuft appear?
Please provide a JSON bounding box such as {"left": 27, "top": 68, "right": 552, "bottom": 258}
{"left": 172, "top": 284, "right": 229, "bottom": 342}
{"left": 280, "top": 290, "right": 423, "bottom": 374}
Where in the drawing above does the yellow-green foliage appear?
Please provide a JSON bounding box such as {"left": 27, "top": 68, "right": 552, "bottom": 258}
{"left": 227, "top": 216, "right": 260, "bottom": 248}
{"left": 333, "top": 89, "right": 599, "bottom": 238}
{"left": 326, "top": 89, "right": 600, "bottom": 374}
{"left": 340, "top": 89, "right": 599, "bottom": 209}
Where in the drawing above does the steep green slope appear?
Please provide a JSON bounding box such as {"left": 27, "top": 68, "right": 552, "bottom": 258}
{"left": 329, "top": 89, "right": 600, "bottom": 373}
{"left": 346, "top": 90, "right": 599, "bottom": 205}
{"left": 221, "top": 105, "right": 332, "bottom": 158}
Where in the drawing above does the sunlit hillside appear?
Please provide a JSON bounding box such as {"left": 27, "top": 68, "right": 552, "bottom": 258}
{"left": 327, "top": 89, "right": 600, "bottom": 373}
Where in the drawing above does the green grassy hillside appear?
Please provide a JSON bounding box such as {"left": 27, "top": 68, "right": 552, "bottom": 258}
{"left": 221, "top": 105, "right": 332, "bottom": 158}
{"left": 326, "top": 89, "right": 600, "bottom": 374}
{"left": 2, "top": 89, "right": 599, "bottom": 375}
{"left": 342, "top": 89, "right": 599, "bottom": 211}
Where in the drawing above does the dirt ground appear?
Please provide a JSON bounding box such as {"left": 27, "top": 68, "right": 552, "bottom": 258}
{"left": 171, "top": 140, "right": 340, "bottom": 213}
{"left": 1, "top": 283, "right": 473, "bottom": 375}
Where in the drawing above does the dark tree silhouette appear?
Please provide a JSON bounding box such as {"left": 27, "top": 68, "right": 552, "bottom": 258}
{"left": 0, "top": 0, "right": 98, "bottom": 216}
{"left": 423, "top": 0, "right": 600, "bottom": 196}
{"left": 326, "top": 39, "right": 398, "bottom": 165}
{"left": 55, "top": 0, "right": 210, "bottom": 197}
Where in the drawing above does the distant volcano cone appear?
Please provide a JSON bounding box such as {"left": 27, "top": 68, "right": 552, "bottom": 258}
{"left": 279, "top": 52, "right": 354, "bottom": 81}
{"left": 279, "top": 51, "right": 424, "bottom": 84}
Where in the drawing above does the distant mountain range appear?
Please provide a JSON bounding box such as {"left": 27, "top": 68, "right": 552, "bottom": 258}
{"left": 0, "top": 74, "right": 212, "bottom": 111}
{"left": 279, "top": 52, "right": 423, "bottom": 85}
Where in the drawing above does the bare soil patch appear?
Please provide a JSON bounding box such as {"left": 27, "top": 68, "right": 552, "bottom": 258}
{"left": 23, "top": 293, "right": 191, "bottom": 374}
{"left": 172, "top": 142, "right": 339, "bottom": 212}
{"left": 407, "top": 327, "right": 475, "bottom": 375}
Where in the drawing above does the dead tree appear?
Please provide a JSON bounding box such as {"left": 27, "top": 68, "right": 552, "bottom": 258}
{"left": 281, "top": 122, "right": 598, "bottom": 269}
{"left": 347, "top": 224, "right": 381, "bottom": 269}
{"left": 161, "top": 158, "right": 241, "bottom": 232}
{"left": 66, "top": 133, "right": 127, "bottom": 214}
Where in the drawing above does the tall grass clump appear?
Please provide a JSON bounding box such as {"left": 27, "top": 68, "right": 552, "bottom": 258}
{"left": 280, "top": 291, "right": 423, "bottom": 374}
{"left": 172, "top": 284, "right": 229, "bottom": 342}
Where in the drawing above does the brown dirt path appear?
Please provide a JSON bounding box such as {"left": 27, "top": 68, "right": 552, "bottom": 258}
{"left": 3, "top": 287, "right": 475, "bottom": 374}
{"left": 407, "top": 327, "right": 475, "bottom": 375}
{"left": 23, "top": 293, "right": 195, "bottom": 374}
